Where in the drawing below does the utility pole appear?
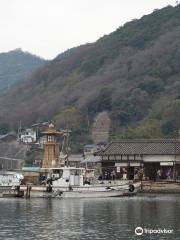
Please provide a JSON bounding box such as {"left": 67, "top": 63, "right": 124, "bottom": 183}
{"left": 65, "top": 126, "right": 71, "bottom": 167}
{"left": 17, "top": 120, "right": 22, "bottom": 142}
{"left": 86, "top": 108, "right": 90, "bottom": 128}
{"left": 173, "top": 130, "right": 179, "bottom": 182}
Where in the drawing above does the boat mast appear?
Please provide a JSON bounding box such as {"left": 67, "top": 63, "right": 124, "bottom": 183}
{"left": 59, "top": 126, "right": 71, "bottom": 167}
{"left": 65, "top": 127, "right": 71, "bottom": 167}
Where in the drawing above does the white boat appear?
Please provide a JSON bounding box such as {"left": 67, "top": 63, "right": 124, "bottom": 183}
{"left": 0, "top": 171, "right": 24, "bottom": 197}
{"left": 41, "top": 167, "right": 141, "bottom": 198}
{"left": 0, "top": 171, "right": 24, "bottom": 187}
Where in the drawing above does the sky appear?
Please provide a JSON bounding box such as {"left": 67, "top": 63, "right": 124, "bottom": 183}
{"left": 0, "top": 0, "right": 177, "bottom": 59}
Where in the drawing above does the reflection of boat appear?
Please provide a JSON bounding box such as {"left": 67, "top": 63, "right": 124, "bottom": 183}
{"left": 42, "top": 167, "right": 141, "bottom": 198}
{"left": 0, "top": 171, "right": 24, "bottom": 197}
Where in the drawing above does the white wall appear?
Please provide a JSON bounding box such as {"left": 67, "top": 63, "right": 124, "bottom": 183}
{"left": 143, "top": 155, "right": 180, "bottom": 162}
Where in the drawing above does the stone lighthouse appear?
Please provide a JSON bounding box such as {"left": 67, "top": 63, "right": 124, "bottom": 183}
{"left": 42, "top": 123, "right": 61, "bottom": 168}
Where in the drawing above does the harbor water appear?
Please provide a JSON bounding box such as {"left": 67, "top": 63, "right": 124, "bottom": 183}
{"left": 0, "top": 194, "right": 180, "bottom": 240}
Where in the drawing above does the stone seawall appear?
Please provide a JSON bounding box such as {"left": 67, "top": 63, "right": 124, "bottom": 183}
{"left": 142, "top": 181, "right": 180, "bottom": 193}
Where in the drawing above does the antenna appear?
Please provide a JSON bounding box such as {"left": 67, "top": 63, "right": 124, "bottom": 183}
{"left": 86, "top": 107, "right": 90, "bottom": 128}
{"left": 17, "top": 120, "right": 22, "bottom": 141}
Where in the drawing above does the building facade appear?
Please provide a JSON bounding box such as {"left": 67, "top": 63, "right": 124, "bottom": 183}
{"left": 20, "top": 129, "right": 37, "bottom": 143}
{"left": 96, "top": 139, "right": 180, "bottom": 181}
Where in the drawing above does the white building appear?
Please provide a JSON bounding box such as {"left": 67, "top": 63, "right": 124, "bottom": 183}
{"left": 20, "top": 129, "right": 37, "bottom": 143}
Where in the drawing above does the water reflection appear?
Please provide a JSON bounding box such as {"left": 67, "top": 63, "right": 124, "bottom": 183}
{"left": 0, "top": 195, "right": 180, "bottom": 239}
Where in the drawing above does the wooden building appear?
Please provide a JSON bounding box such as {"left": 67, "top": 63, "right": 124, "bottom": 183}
{"left": 96, "top": 139, "right": 180, "bottom": 180}
{"left": 42, "top": 123, "right": 61, "bottom": 168}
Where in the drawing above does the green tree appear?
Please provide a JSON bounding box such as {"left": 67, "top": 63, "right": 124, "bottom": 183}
{"left": 126, "top": 119, "right": 164, "bottom": 139}
{"left": 97, "top": 88, "right": 112, "bottom": 112}
{"left": 161, "top": 120, "right": 175, "bottom": 135}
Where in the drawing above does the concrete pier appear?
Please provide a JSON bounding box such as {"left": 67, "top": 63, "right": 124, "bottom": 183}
{"left": 142, "top": 181, "right": 180, "bottom": 193}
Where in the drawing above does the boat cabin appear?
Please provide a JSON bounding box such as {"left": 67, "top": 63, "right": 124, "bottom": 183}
{"left": 0, "top": 171, "right": 24, "bottom": 186}
{"left": 41, "top": 167, "right": 85, "bottom": 187}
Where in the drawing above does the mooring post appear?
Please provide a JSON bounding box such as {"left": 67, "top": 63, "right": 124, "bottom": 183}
{"left": 25, "top": 185, "right": 31, "bottom": 198}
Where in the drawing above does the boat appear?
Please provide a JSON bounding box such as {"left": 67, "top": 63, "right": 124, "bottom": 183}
{"left": 19, "top": 124, "right": 141, "bottom": 198}
{"left": 0, "top": 171, "right": 24, "bottom": 197}
{"left": 40, "top": 167, "right": 141, "bottom": 198}
{"left": 0, "top": 171, "right": 24, "bottom": 187}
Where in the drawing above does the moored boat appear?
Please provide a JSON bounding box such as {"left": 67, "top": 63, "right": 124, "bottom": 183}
{"left": 0, "top": 171, "right": 24, "bottom": 187}
{"left": 0, "top": 171, "right": 24, "bottom": 197}
{"left": 19, "top": 124, "right": 141, "bottom": 198}
{"left": 39, "top": 167, "right": 141, "bottom": 198}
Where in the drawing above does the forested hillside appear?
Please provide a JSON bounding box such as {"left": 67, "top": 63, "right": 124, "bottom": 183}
{"left": 0, "top": 5, "right": 180, "bottom": 150}
{"left": 0, "top": 49, "right": 46, "bottom": 93}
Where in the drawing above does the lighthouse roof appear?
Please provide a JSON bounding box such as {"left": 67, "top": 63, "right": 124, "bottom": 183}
{"left": 42, "top": 123, "right": 61, "bottom": 135}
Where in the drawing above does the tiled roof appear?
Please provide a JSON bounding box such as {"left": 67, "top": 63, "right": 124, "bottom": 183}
{"left": 96, "top": 139, "right": 180, "bottom": 156}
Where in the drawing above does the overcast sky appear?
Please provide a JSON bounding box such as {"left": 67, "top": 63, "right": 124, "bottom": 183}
{"left": 0, "top": 0, "right": 176, "bottom": 59}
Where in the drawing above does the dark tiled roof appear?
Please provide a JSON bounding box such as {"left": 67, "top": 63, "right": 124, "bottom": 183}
{"left": 96, "top": 139, "right": 180, "bottom": 156}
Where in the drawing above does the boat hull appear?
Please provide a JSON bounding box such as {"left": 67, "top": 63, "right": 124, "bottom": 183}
{"left": 52, "top": 182, "right": 141, "bottom": 198}
{"left": 18, "top": 182, "right": 141, "bottom": 198}
{"left": 55, "top": 190, "right": 132, "bottom": 198}
{"left": 0, "top": 187, "right": 24, "bottom": 198}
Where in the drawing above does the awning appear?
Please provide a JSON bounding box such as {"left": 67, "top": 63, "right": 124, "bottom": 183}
{"left": 115, "top": 162, "right": 140, "bottom": 167}
{"left": 130, "top": 162, "right": 140, "bottom": 167}
{"left": 115, "top": 163, "right": 128, "bottom": 167}
{"left": 22, "top": 167, "right": 41, "bottom": 172}
{"left": 160, "top": 162, "right": 173, "bottom": 166}
{"left": 81, "top": 156, "right": 101, "bottom": 163}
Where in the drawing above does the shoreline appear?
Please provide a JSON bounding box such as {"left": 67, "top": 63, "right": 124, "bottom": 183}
{"left": 141, "top": 181, "right": 180, "bottom": 194}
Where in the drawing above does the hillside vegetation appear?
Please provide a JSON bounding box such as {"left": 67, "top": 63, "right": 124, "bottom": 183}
{"left": 0, "top": 5, "right": 180, "bottom": 150}
{"left": 0, "top": 49, "right": 46, "bottom": 93}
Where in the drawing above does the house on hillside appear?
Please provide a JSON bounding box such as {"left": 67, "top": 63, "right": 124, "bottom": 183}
{"left": 96, "top": 139, "right": 180, "bottom": 181}
{"left": 84, "top": 144, "right": 99, "bottom": 156}
{"left": 20, "top": 129, "right": 37, "bottom": 143}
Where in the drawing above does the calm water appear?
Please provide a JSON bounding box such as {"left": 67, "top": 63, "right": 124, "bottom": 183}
{"left": 0, "top": 195, "right": 180, "bottom": 240}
